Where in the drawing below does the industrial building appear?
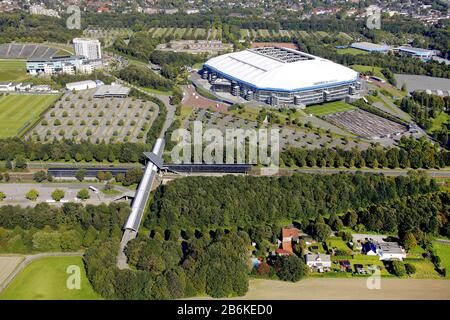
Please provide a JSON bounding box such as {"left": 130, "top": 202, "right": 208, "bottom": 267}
{"left": 26, "top": 55, "right": 93, "bottom": 75}
{"left": 350, "top": 42, "right": 392, "bottom": 53}
{"left": 202, "top": 46, "right": 361, "bottom": 107}
{"left": 73, "top": 38, "right": 102, "bottom": 60}
{"left": 396, "top": 46, "right": 435, "bottom": 61}
{"left": 93, "top": 84, "right": 130, "bottom": 98}
{"left": 65, "top": 80, "right": 104, "bottom": 92}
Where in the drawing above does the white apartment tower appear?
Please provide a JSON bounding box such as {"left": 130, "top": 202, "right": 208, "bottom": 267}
{"left": 73, "top": 38, "right": 102, "bottom": 60}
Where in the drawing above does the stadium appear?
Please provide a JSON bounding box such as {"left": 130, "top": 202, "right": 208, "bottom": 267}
{"left": 202, "top": 46, "right": 361, "bottom": 107}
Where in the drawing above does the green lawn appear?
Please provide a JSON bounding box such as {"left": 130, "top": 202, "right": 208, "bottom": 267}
{"left": 351, "top": 65, "right": 386, "bottom": 80}
{"left": 430, "top": 112, "right": 450, "bottom": 133}
{"left": 0, "top": 256, "right": 100, "bottom": 300}
{"left": 0, "top": 94, "right": 60, "bottom": 138}
{"left": 336, "top": 48, "right": 368, "bottom": 55}
{"left": 434, "top": 243, "right": 450, "bottom": 278}
{"left": 0, "top": 59, "right": 27, "bottom": 82}
{"left": 305, "top": 101, "right": 355, "bottom": 116}
{"left": 326, "top": 238, "right": 352, "bottom": 254}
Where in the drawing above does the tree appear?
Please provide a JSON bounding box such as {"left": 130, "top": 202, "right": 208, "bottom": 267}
{"left": 391, "top": 260, "right": 406, "bottom": 277}
{"left": 405, "top": 263, "right": 416, "bottom": 275}
{"left": 51, "top": 189, "right": 65, "bottom": 201}
{"left": 401, "top": 232, "right": 417, "bottom": 251}
{"left": 26, "top": 189, "right": 39, "bottom": 201}
{"left": 32, "top": 231, "right": 61, "bottom": 251}
{"left": 33, "top": 171, "right": 48, "bottom": 182}
{"left": 310, "top": 222, "right": 332, "bottom": 242}
{"left": 274, "top": 255, "right": 305, "bottom": 282}
{"left": 0, "top": 192, "right": 5, "bottom": 201}
{"left": 77, "top": 189, "right": 90, "bottom": 200}
{"left": 60, "top": 230, "right": 82, "bottom": 251}
{"left": 75, "top": 169, "right": 87, "bottom": 182}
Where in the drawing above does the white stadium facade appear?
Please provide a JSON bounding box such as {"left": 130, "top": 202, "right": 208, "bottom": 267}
{"left": 202, "top": 46, "right": 361, "bottom": 107}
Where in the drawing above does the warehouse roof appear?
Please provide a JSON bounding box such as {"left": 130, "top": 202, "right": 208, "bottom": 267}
{"left": 350, "top": 42, "right": 392, "bottom": 52}
{"left": 204, "top": 47, "right": 358, "bottom": 92}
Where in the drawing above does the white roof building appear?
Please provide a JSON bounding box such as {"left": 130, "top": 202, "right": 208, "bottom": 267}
{"left": 66, "top": 80, "right": 99, "bottom": 91}
{"left": 204, "top": 47, "right": 358, "bottom": 92}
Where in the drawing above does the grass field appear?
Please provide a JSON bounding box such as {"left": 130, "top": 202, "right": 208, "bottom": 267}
{"left": 434, "top": 243, "right": 450, "bottom": 278}
{"left": 0, "top": 59, "right": 27, "bottom": 82}
{"left": 305, "top": 101, "right": 355, "bottom": 116}
{"left": 0, "top": 94, "right": 60, "bottom": 138}
{"left": 351, "top": 65, "right": 386, "bottom": 80}
{"left": 336, "top": 48, "right": 368, "bottom": 55}
{"left": 430, "top": 112, "right": 450, "bottom": 132}
{"left": 0, "top": 256, "right": 100, "bottom": 300}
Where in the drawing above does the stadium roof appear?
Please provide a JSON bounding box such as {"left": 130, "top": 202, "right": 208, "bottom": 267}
{"left": 204, "top": 47, "right": 358, "bottom": 92}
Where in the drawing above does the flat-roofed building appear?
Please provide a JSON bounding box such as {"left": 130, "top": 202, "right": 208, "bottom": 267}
{"left": 350, "top": 42, "right": 392, "bottom": 53}
{"left": 93, "top": 84, "right": 130, "bottom": 98}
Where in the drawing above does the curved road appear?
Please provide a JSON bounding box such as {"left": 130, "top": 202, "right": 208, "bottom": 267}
{"left": 0, "top": 252, "right": 83, "bottom": 294}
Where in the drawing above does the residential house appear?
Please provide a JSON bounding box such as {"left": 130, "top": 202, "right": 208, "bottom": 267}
{"left": 305, "top": 253, "right": 331, "bottom": 272}
{"left": 378, "top": 242, "right": 406, "bottom": 261}
{"left": 362, "top": 242, "right": 378, "bottom": 255}
{"left": 275, "top": 227, "right": 300, "bottom": 256}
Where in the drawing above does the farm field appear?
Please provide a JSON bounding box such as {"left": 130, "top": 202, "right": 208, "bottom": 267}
{"left": 0, "top": 94, "right": 60, "bottom": 138}
{"left": 0, "top": 256, "right": 100, "bottom": 300}
{"left": 305, "top": 101, "right": 356, "bottom": 116}
{"left": 231, "top": 278, "right": 450, "bottom": 300}
{"left": 434, "top": 243, "right": 450, "bottom": 278}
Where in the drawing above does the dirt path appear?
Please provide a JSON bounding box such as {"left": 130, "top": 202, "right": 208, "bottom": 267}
{"left": 0, "top": 252, "right": 83, "bottom": 294}
{"left": 233, "top": 278, "right": 450, "bottom": 300}
{"left": 0, "top": 256, "right": 24, "bottom": 289}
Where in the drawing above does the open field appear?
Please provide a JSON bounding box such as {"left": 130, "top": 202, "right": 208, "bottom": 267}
{"left": 0, "top": 59, "right": 27, "bottom": 82}
{"left": 0, "top": 256, "right": 100, "bottom": 300}
{"left": 430, "top": 112, "right": 450, "bottom": 132}
{"left": 0, "top": 94, "right": 60, "bottom": 138}
{"left": 228, "top": 278, "right": 450, "bottom": 300}
{"left": 434, "top": 243, "right": 450, "bottom": 278}
{"left": 351, "top": 65, "right": 386, "bottom": 79}
{"left": 336, "top": 48, "right": 368, "bottom": 55}
{"left": 0, "top": 256, "right": 23, "bottom": 288}
{"left": 305, "top": 101, "right": 355, "bottom": 116}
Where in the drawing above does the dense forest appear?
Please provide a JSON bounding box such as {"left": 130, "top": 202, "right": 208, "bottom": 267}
{"left": 146, "top": 172, "right": 437, "bottom": 230}
{"left": 281, "top": 136, "right": 450, "bottom": 169}
{"left": 84, "top": 230, "right": 251, "bottom": 299}
{"left": 0, "top": 202, "right": 130, "bottom": 253}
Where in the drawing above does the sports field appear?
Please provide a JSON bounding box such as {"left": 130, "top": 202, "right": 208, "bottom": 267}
{"left": 0, "top": 94, "right": 60, "bottom": 138}
{"left": 0, "top": 59, "right": 27, "bottom": 82}
{"left": 336, "top": 48, "right": 368, "bottom": 55}
{"left": 0, "top": 256, "right": 100, "bottom": 300}
{"left": 305, "top": 101, "right": 355, "bottom": 116}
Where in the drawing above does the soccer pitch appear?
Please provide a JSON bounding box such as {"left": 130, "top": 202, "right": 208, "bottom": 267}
{"left": 305, "top": 101, "right": 356, "bottom": 116}
{"left": 0, "top": 256, "right": 100, "bottom": 300}
{"left": 0, "top": 94, "right": 60, "bottom": 138}
{"left": 0, "top": 59, "right": 27, "bottom": 82}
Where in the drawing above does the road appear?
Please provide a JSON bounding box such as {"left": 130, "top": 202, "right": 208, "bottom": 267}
{"left": 0, "top": 252, "right": 83, "bottom": 294}
{"left": 0, "top": 182, "right": 133, "bottom": 207}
